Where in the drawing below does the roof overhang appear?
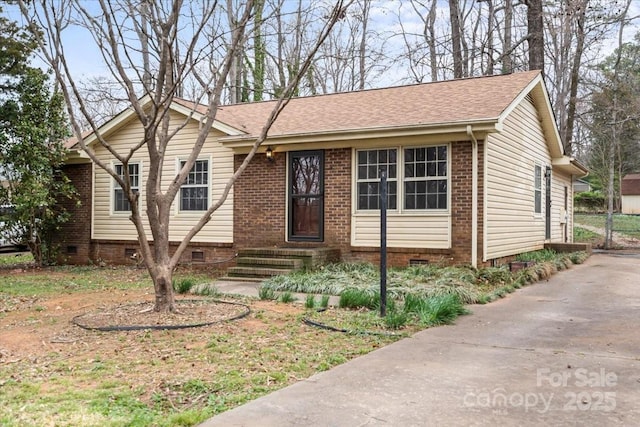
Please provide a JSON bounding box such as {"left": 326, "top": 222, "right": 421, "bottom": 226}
{"left": 219, "top": 119, "right": 502, "bottom": 151}
{"left": 63, "top": 149, "right": 92, "bottom": 164}
{"left": 552, "top": 156, "right": 589, "bottom": 178}
{"left": 497, "top": 72, "right": 565, "bottom": 159}
{"left": 68, "top": 95, "right": 246, "bottom": 152}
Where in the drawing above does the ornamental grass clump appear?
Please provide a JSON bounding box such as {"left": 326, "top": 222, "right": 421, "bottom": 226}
{"left": 173, "top": 278, "right": 196, "bottom": 294}
{"left": 339, "top": 288, "right": 379, "bottom": 310}
{"left": 402, "top": 293, "right": 469, "bottom": 326}
{"left": 571, "top": 251, "right": 589, "bottom": 264}
{"left": 258, "top": 285, "right": 277, "bottom": 301}
{"left": 279, "top": 291, "right": 296, "bottom": 303}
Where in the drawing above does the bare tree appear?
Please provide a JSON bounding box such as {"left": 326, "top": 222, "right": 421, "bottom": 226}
{"left": 604, "top": 0, "right": 632, "bottom": 249}
{"left": 449, "top": 0, "right": 464, "bottom": 78}
{"left": 527, "top": 0, "right": 544, "bottom": 70}
{"left": 19, "top": 0, "right": 347, "bottom": 313}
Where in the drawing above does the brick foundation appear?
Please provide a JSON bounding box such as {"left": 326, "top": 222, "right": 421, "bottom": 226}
{"left": 90, "top": 240, "right": 236, "bottom": 268}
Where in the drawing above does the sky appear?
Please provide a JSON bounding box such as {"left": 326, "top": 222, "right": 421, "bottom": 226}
{"left": 3, "top": 1, "right": 640, "bottom": 90}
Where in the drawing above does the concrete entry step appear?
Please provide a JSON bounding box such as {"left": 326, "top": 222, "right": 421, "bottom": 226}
{"left": 236, "top": 257, "right": 304, "bottom": 270}
{"left": 227, "top": 266, "right": 294, "bottom": 278}
{"left": 225, "top": 247, "right": 340, "bottom": 281}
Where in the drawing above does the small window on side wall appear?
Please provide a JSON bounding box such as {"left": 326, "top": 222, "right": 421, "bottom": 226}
{"left": 180, "top": 159, "right": 209, "bottom": 211}
{"left": 534, "top": 165, "right": 542, "bottom": 214}
{"left": 114, "top": 163, "right": 140, "bottom": 212}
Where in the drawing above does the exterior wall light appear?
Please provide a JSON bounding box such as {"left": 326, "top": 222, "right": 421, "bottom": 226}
{"left": 266, "top": 146, "right": 274, "bottom": 162}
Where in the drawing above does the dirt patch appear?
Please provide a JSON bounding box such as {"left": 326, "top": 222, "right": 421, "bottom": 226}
{"left": 0, "top": 287, "right": 299, "bottom": 364}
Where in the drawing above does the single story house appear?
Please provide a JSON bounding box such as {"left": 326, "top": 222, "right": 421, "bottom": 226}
{"left": 59, "top": 70, "right": 588, "bottom": 270}
{"left": 621, "top": 174, "right": 640, "bottom": 214}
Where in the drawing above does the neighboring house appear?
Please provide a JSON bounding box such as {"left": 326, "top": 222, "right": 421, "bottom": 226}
{"left": 573, "top": 179, "right": 591, "bottom": 193}
{"left": 621, "top": 174, "right": 640, "bottom": 214}
{"left": 60, "top": 70, "right": 587, "bottom": 268}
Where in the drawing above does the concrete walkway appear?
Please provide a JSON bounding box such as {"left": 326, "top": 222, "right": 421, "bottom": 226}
{"left": 201, "top": 252, "right": 640, "bottom": 426}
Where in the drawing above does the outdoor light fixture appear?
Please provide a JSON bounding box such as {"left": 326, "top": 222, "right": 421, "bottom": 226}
{"left": 266, "top": 146, "right": 274, "bottom": 162}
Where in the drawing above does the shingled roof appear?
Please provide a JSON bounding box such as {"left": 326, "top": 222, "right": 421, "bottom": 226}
{"left": 70, "top": 70, "right": 566, "bottom": 160}
{"left": 177, "top": 70, "right": 543, "bottom": 138}
{"left": 622, "top": 174, "right": 640, "bottom": 195}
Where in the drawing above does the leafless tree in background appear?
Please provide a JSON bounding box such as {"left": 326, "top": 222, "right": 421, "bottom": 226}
{"left": 19, "top": 0, "right": 348, "bottom": 313}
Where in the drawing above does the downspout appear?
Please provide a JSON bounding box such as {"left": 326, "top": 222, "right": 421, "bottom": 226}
{"left": 467, "top": 125, "right": 478, "bottom": 268}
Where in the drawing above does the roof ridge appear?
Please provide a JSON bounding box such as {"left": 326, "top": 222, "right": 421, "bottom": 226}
{"left": 216, "top": 70, "right": 541, "bottom": 109}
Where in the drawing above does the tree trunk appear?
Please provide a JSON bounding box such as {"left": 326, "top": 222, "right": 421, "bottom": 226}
{"left": 358, "top": 0, "right": 370, "bottom": 90}
{"left": 152, "top": 264, "right": 176, "bottom": 313}
{"left": 485, "top": 0, "right": 495, "bottom": 75}
{"left": 563, "top": 0, "right": 588, "bottom": 156}
{"left": 527, "top": 0, "right": 544, "bottom": 71}
{"left": 449, "top": 0, "right": 463, "bottom": 78}
{"left": 502, "top": 0, "right": 513, "bottom": 74}
{"left": 427, "top": 0, "right": 438, "bottom": 81}
{"left": 253, "top": 0, "right": 265, "bottom": 101}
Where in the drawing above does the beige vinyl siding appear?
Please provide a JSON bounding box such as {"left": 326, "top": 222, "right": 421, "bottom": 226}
{"left": 92, "top": 111, "right": 234, "bottom": 243}
{"left": 551, "top": 172, "right": 573, "bottom": 242}
{"left": 350, "top": 145, "right": 451, "bottom": 249}
{"left": 485, "top": 97, "right": 549, "bottom": 259}
{"left": 622, "top": 196, "right": 640, "bottom": 214}
{"left": 351, "top": 214, "right": 450, "bottom": 248}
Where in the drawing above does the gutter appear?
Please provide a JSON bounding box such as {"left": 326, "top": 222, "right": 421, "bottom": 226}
{"left": 467, "top": 125, "right": 479, "bottom": 268}
{"left": 219, "top": 119, "right": 501, "bottom": 148}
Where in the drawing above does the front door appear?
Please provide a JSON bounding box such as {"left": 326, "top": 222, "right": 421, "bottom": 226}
{"left": 288, "top": 150, "right": 324, "bottom": 241}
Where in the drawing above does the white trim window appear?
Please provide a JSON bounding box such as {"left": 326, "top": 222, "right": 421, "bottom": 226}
{"left": 404, "top": 146, "right": 448, "bottom": 210}
{"left": 534, "top": 164, "right": 542, "bottom": 214}
{"left": 356, "top": 149, "right": 397, "bottom": 210}
{"left": 180, "top": 159, "right": 209, "bottom": 211}
{"left": 113, "top": 163, "right": 140, "bottom": 212}
{"left": 356, "top": 145, "right": 449, "bottom": 212}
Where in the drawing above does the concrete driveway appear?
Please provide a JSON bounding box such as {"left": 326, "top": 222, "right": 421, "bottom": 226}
{"left": 200, "top": 252, "right": 640, "bottom": 426}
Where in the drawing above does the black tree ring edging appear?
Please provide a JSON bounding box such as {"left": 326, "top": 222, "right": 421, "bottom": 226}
{"left": 72, "top": 299, "right": 251, "bottom": 332}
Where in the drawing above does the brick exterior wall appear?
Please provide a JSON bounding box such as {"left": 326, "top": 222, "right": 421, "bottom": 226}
{"left": 233, "top": 148, "right": 352, "bottom": 254}
{"left": 62, "top": 142, "right": 486, "bottom": 268}
{"left": 55, "top": 163, "right": 93, "bottom": 264}
{"left": 234, "top": 153, "right": 287, "bottom": 247}
{"left": 233, "top": 142, "right": 485, "bottom": 267}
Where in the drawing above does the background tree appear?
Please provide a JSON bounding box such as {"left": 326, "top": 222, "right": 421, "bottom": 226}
{"left": 585, "top": 0, "right": 636, "bottom": 248}
{"left": 0, "top": 5, "right": 36, "bottom": 92}
{"left": 19, "top": 0, "right": 346, "bottom": 313}
{"left": 0, "top": 68, "right": 74, "bottom": 265}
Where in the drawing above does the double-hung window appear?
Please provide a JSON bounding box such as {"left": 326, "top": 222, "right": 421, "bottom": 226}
{"left": 404, "top": 146, "right": 447, "bottom": 209}
{"left": 534, "top": 165, "right": 542, "bottom": 214}
{"left": 356, "top": 149, "right": 397, "bottom": 210}
{"left": 114, "top": 163, "right": 139, "bottom": 212}
{"left": 180, "top": 159, "right": 209, "bottom": 211}
{"left": 356, "top": 145, "right": 448, "bottom": 212}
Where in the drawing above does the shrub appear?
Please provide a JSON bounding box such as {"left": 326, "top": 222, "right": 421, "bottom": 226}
{"left": 339, "top": 288, "right": 378, "bottom": 309}
{"left": 191, "top": 283, "right": 221, "bottom": 297}
{"left": 384, "top": 309, "right": 408, "bottom": 330}
{"left": 279, "top": 291, "right": 296, "bottom": 303}
{"left": 415, "top": 294, "right": 469, "bottom": 326}
{"left": 173, "top": 278, "right": 196, "bottom": 294}
{"left": 305, "top": 294, "right": 316, "bottom": 309}
{"left": 574, "top": 191, "right": 605, "bottom": 212}
{"left": 258, "top": 285, "right": 277, "bottom": 300}
{"left": 319, "top": 295, "right": 330, "bottom": 309}
{"left": 515, "top": 249, "right": 557, "bottom": 263}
